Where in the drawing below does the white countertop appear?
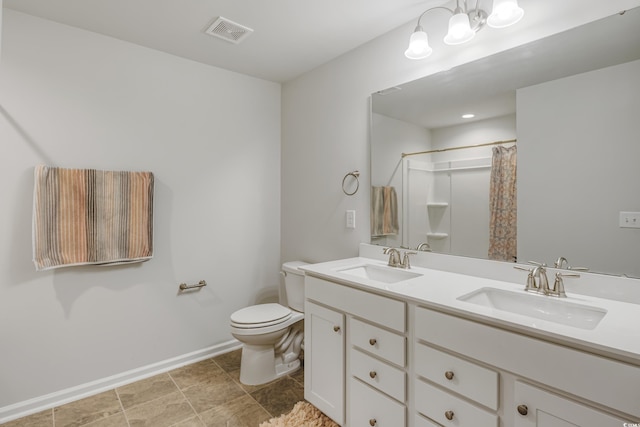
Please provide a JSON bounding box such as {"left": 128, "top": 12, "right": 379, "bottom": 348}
{"left": 301, "top": 257, "right": 640, "bottom": 366}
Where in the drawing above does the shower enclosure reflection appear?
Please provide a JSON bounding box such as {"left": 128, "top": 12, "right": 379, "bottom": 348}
{"left": 371, "top": 112, "right": 516, "bottom": 260}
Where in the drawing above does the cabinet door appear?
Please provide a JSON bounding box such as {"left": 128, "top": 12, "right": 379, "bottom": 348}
{"left": 514, "top": 381, "right": 627, "bottom": 427}
{"left": 304, "top": 301, "right": 345, "bottom": 426}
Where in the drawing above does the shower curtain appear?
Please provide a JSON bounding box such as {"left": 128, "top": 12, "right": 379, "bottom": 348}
{"left": 488, "top": 145, "right": 517, "bottom": 262}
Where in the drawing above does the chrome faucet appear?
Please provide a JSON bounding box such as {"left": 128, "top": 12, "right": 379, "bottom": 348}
{"left": 514, "top": 261, "right": 549, "bottom": 294}
{"left": 554, "top": 256, "right": 568, "bottom": 269}
{"left": 416, "top": 242, "right": 432, "bottom": 252}
{"left": 554, "top": 256, "right": 589, "bottom": 272}
{"left": 383, "top": 248, "right": 402, "bottom": 267}
{"left": 515, "top": 261, "right": 580, "bottom": 297}
{"left": 383, "top": 247, "right": 416, "bottom": 269}
{"left": 531, "top": 265, "right": 550, "bottom": 294}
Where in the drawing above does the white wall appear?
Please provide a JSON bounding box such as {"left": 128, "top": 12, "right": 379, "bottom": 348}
{"left": 281, "top": 0, "right": 639, "bottom": 265}
{"left": 0, "top": 9, "right": 281, "bottom": 414}
{"left": 518, "top": 59, "right": 640, "bottom": 276}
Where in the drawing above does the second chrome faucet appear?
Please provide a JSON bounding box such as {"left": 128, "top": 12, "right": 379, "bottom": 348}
{"left": 515, "top": 261, "right": 580, "bottom": 298}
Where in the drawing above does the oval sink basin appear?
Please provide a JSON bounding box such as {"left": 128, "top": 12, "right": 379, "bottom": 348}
{"left": 457, "top": 287, "right": 607, "bottom": 330}
{"left": 338, "top": 264, "right": 422, "bottom": 284}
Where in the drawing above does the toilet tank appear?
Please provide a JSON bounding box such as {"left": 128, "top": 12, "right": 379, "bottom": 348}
{"left": 282, "top": 261, "right": 308, "bottom": 312}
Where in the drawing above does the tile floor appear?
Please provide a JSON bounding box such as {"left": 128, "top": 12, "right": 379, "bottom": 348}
{"left": 3, "top": 349, "right": 305, "bottom": 427}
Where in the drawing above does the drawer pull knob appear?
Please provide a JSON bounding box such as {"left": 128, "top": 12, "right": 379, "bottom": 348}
{"left": 369, "top": 338, "right": 377, "bottom": 346}
{"left": 333, "top": 326, "right": 341, "bottom": 332}
{"left": 369, "top": 419, "right": 377, "bottom": 426}
{"left": 517, "top": 404, "right": 529, "bottom": 416}
{"left": 444, "top": 371, "right": 454, "bottom": 380}
{"left": 369, "top": 371, "right": 377, "bottom": 379}
{"left": 445, "top": 410, "right": 454, "bottom": 421}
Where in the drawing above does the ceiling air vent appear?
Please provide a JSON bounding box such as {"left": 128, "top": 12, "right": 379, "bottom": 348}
{"left": 205, "top": 17, "right": 253, "bottom": 44}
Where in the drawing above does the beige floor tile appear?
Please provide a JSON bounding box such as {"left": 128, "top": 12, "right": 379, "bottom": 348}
{"left": 54, "top": 390, "right": 122, "bottom": 427}
{"left": 83, "top": 412, "right": 128, "bottom": 427}
{"left": 169, "top": 360, "right": 223, "bottom": 390}
{"left": 5, "top": 349, "right": 306, "bottom": 427}
{"left": 288, "top": 367, "right": 304, "bottom": 386}
{"left": 198, "top": 395, "right": 271, "bottom": 427}
{"left": 117, "top": 373, "right": 178, "bottom": 409}
{"left": 250, "top": 377, "right": 304, "bottom": 417}
{"left": 181, "top": 371, "right": 246, "bottom": 414}
{"left": 1, "top": 409, "right": 53, "bottom": 427}
{"left": 125, "top": 391, "right": 195, "bottom": 427}
{"left": 211, "top": 349, "right": 241, "bottom": 373}
{"left": 171, "top": 415, "right": 205, "bottom": 427}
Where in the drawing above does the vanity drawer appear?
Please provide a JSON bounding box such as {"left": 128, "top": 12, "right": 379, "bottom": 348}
{"left": 350, "top": 347, "right": 406, "bottom": 402}
{"left": 415, "top": 379, "right": 498, "bottom": 427}
{"left": 351, "top": 317, "right": 405, "bottom": 366}
{"left": 415, "top": 413, "right": 441, "bottom": 427}
{"left": 306, "top": 276, "right": 405, "bottom": 332}
{"left": 349, "top": 377, "right": 406, "bottom": 427}
{"left": 415, "top": 342, "right": 498, "bottom": 410}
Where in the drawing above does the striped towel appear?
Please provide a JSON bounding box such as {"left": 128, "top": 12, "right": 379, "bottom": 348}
{"left": 32, "top": 165, "right": 154, "bottom": 271}
{"left": 371, "top": 186, "right": 399, "bottom": 236}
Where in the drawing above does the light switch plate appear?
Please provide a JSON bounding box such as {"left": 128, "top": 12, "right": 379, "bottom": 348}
{"left": 619, "top": 211, "right": 640, "bottom": 229}
{"left": 346, "top": 210, "right": 356, "bottom": 229}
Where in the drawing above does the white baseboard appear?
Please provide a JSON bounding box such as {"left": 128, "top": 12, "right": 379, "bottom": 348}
{"left": 0, "top": 340, "right": 241, "bottom": 424}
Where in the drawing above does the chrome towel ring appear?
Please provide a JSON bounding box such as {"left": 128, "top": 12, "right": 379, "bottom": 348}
{"left": 342, "top": 171, "right": 360, "bottom": 196}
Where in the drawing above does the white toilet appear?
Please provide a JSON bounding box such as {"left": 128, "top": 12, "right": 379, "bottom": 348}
{"left": 230, "top": 261, "right": 307, "bottom": 385}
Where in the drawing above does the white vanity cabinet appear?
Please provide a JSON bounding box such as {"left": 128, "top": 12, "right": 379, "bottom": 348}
{"left": 414, "top": 307, "right": 639, "bottom": 426}
{"left": 303, "top": 262, "right": 640, "bottom": 427}
{"left": 304, "top": 276, "right": 407, "bottom": 427}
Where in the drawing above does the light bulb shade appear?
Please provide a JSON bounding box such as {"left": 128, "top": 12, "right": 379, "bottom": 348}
{"left": 405, "top": 30, "right": 432, "bottom": 60}
{"left": 444, "top": 13, "right": 476, "bottom": 45}
{"left": 487, "top": 0, "right": 524, "bottom": 28}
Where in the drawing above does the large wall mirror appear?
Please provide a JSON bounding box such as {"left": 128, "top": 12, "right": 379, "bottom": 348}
{"left": 370, "top": 7, "right": 640, "bottom": 277}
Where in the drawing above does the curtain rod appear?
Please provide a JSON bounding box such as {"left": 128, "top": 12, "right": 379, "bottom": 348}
{"left": 401, "top": 138, "right": 517, "bottom": 158}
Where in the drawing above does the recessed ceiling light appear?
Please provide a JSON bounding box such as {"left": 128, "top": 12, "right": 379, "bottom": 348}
{"left": 462, "top": 113, "right": 475, "bottom": 119}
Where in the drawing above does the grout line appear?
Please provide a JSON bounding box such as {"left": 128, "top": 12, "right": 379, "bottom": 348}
{"left": 51, "top": 407, "right": 55, "bottom": 427}
{"left": 113, "top": 388, "right": 131, "bottom": 427}
{"left": 167, "top": 371, "right": 205, "bottom": 426}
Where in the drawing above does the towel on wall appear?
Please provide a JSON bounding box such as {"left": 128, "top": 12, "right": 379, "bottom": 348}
{"left": 32, "top": 165, "right": 154, "bottom": 271}
{"left": 371, "top": 186, "right": 399, "bottom": 236}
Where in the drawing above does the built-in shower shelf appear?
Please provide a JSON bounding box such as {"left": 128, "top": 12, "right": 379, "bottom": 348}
{"left": 426, "top": 202, "right": 449, "bottom": 208}
{"left": 426, "top": 232, "right": 449, "bottom": 239}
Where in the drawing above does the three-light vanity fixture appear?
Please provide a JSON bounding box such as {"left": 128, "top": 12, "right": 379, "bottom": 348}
{"left": 405, "top": 0, "right": 524, "bottom": 59}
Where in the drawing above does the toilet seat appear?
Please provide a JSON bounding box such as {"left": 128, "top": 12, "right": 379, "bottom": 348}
{"left": 230, "top": 303, "right": 292, "bottom": 329}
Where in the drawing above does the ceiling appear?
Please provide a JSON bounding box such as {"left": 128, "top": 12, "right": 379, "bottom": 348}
{"left": 3, "top": 0, "right": 450, "bottom": 83}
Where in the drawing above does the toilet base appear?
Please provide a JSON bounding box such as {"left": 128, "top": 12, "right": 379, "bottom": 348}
{"left": 239, "top": 344, "right": 301, "bottom": 386}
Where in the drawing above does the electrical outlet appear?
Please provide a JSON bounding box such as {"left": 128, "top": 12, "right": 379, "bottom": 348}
{"left": 619, "top": 212, "right": 640, "bottom": 229}
{"left": 346, "top": 210, "right": 356, "bottom": 229}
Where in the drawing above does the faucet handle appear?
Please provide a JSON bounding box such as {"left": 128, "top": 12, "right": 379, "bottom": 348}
{"left": 551, "top": 272, "right": 580, "bottom": 298}
{"left": 514, "top": 266, "right": 538, "bottom": 292}
{"left": 527, "top": 260, "right": 547, "bottom": 268}
{"left": 402, "top": 251, "right": 417, "bottom": 269}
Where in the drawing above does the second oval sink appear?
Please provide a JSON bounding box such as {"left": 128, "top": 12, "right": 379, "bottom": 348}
{"left": 457, "top": 287, "right": 607, "bottom": 330}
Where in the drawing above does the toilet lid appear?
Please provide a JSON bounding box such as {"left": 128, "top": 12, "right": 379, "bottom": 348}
{"left": 230, "top": 303, "right": 292, "bottom": 327}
